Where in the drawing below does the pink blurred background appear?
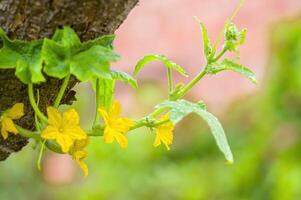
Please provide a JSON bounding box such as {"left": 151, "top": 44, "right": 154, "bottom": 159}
{"left": 45, "top": 0, "right": 301, "bottom": 183}
{"left": 113, "top": 0, "right": 301, "bottom": 113}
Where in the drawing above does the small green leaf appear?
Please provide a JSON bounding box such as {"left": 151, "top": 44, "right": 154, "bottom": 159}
{"left": 111, "top": 70, "right": 138, "bottom": 89}
{"left": 0, "top": 28, "right": 45, "bottom": 84}
{"left": 156, "top": 99, "right": 233, "bottom": 163}
{"left": 210, "top": 59, "right": 257, "bottom": 83}
{"left": 195, "top": 17, "right": 213, "bottom": 60}
{"left": 51, "top": 26, "right": 81, "bottom": 47}
{"left": 81, "top": 35, "right": 116, "bottom": 50}
{"left": 134, "top": 55, "right": 188, "bottom": 77}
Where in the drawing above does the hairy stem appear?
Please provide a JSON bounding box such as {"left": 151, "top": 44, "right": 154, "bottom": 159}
{"left": 176, "top": 67, "right": 208, "bottom": 99}
{"left": 167, "top": 68, "right": 173, "bottom": 98}
{"left": 16, "top": 125, "right": 40, "bottom": 140}
{"left": 93, "top": 78, "right": 101, "bottom": 127}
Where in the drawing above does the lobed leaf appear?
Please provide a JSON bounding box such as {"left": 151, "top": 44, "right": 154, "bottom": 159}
{"left": 0, "top": 28, "right": 45, "bottom": 84}
{"left": 42, "top": 27, "right": 120, "bottom": 82}
{"left": 156, "top": 99, "right": 233, "bottom": 163}
{"left": 134, "top": 55, "right": 188, "bottom": 77}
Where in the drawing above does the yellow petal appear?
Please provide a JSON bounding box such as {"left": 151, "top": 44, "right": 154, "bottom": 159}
{"left": 113, "top": 118, "right": 133, "bottom": 133}
{"left": 41, "top": 126, "right": 59, "bottom": 139}
{"left": 63, "top": 127, "right": 87, "bottom": 140}
{"left": 109, "top": 100, "right": 122, "bottom": 119}
{"left": 2, "top": 117, "right": 18, "bottom": 134}
{"left": 115, "top": 132, "right": 128, "bottom": 148}
{"left": 1, "top": 126, "right": 8, "bottom": 139}
{"left": 56, "top": 135, "right": 73, "bottom": 153}
{"left": 77, "top": 160, "right": 89, "bottom": 177}
{"left": 47, "top": 107, "right": 62, "bottom": 127}
{"left": 153, "top": 134, "right": 161, "bottom": 147}
{"left": 153, "top": 120, "right": 174, "bottom": 151}
{"left": 63, "top": 108, "right": 80, "bottom": 127}
{"left": 7, "top": 103, "right": 24, "bottom": 119}
{"left": 72, "top": 148, "right": 88, "bottom": 176}
{"left": 103, "top": 127, "right": 115, "bottom": 144}
{"left": 73, "top": 138, "right": 89, "bottom": 151}
{"left": 98, "top": 108, "right": 109, "bottom": 125}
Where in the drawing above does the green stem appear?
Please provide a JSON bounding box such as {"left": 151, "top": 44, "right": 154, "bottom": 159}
{"left": 53, "top": 75, "right": 70, "bottom": 108}
{"left": 212, "top": 47, "right": 227, "bottom": 62}
{"left": 16, "top": 125, "right": 40, "bottom": 140}
{"left": 176, "top": 67, "right": 207, "bottom": 99}
{"left": 93, "top": 78, "right": 101, "bottom": 127}
{"left": 153, "top": 119, "right": 170, "bottom": 127}
{"left": 28, "top": 84, "right": 48, "bottom": 123}
{"left": 167, "top": 68, "right": 173, "bottom": 98}
{"left": 37, "top": 140, "right": 46, "bottom": 170}
{"left": 130, "top": 119, "right": 148, "bottom": 130}
{"left": 149, "top": 107, "right": 167, "bottom": 118}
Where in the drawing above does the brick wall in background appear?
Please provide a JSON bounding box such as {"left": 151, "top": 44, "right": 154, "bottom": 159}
{"left": 112, "top": 0, "right": 301, "bottom": 113}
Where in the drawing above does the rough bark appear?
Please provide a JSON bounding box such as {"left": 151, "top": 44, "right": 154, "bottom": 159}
{"left": 0, "top": 0, "right": 138, "bottom": 161}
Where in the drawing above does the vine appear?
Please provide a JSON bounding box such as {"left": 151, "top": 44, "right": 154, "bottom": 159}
{"left": 0, "top": 8, "right": 256, "bottom": 176}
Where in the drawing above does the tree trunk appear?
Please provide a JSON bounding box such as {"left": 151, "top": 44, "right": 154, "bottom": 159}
{"left": 0, "top": 0, "right": 138, "bottom": 161}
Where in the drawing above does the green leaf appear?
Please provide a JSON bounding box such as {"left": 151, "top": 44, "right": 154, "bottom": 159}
{"left": 111, "top": 70, "right": 138, "bottom": 89}
{"left": 81, "top": 35, "right": 116, "bottom": 50}
{"left": 42, "top": 39, "right": 70, "bottom": 79}
{"left": 134, "top": 55, "right": 188, "bottom": 77}
{"left": 51, "top": 26, "right": 81, "bottom": 47}
{"left": 70, "top": 46, "right": 119, "bottom": 81}
{"left": 210, "top": 59, "right": 257, "bottom": 83}
{"left": 156, "top": 99, "right": 233, "bottom": 163}
{"left": 42, "top": 27, "right": 120, "bottom": 81}
{"left": 0, "top": 28, "right": 45, "bottom": 84}
{"left": 195, "top": 17, "right": 213, "bottom": 59}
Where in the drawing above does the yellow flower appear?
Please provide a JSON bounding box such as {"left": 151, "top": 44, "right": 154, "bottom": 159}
{"left": 0, "top": 103, "right": 24, "bottom": 139}
{"left": 70, "top": 138, "right": 89, "bottom": 177}
{"left": 98, "top": 100, "right": 134, "bottom": 148}
{"left": 153, "top": 114, "right": 174, "bottom": 150}
{"left": 41, "top": 107, "right": 87, "bottom": 153}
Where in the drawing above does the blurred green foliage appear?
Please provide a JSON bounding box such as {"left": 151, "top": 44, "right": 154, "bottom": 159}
{"left": 1, "top": 18, "right": 301, "bottom": 200}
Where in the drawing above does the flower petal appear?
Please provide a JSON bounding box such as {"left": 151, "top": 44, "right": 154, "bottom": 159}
{"left": 7, "top": 103, "right": 24, "bottom": 119}
{"left": 2, "top": 117, "right": 18, "bottom": 134}
{"left": 1, "top": 126, "right": 8, "bottom": 139}
{"left": 153, "top": 134, "right": 161, "bottom": 147}
{"left": 77, "top": 160, "right": 88, "bottom": 177}
{"left": 63, "top": 108, "right": 80, "bottom": 126}
{"left": 109, "top": 100, "right": 122, "bottom": 119}
{"left": 115, "top": 132, "right": 128, "bottom": 148}
{"left": 73, "top": 138, "right": 89, "bottom": 151}
{"left": 41, "top": 126, "right": 59, "bottom": 139}
{"left": 63, "top": 127, "right": 87, "bottom": 140}
{"left": 56, "top": 135, "right": 73, "bottom": 153}
{"left": 98, "top": 108, "right": 109, "bottom": 125}
{"left": 103, "top": 127, "right": 115, "bottom": 144}
{"left": 47, "top": 107, "right": 62, "bottom": 127}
